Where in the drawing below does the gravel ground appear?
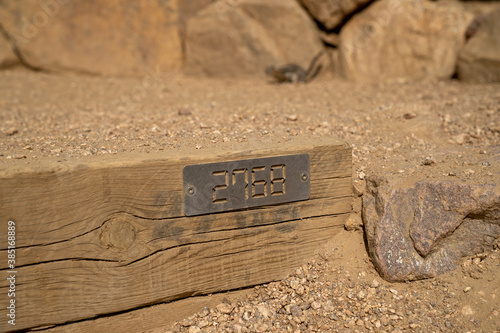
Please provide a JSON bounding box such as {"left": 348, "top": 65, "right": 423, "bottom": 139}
{"left": 0, "top": 69, "right": 499, "bottom": 332}
{"left": 163, "top": 230, "right": 499, "bottom": 333}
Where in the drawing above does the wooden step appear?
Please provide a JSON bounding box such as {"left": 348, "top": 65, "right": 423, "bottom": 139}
{"left": 0, "top": 137, "right": 352, "bottom": 332}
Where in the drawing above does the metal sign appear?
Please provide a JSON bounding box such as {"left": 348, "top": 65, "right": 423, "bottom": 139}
{"left": 183, "top": 154, "right": 310, "bottom": 216}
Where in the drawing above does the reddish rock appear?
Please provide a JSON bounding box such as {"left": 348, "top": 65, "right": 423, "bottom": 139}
{"left": 0, "top": 0, "right": 182, "bottom": 76}
{"left": 363, "top": 177, "right": 500, "bottom": 282}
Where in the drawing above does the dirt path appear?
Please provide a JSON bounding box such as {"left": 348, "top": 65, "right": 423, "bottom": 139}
{"left": 0, "top": 69, "right": 499, "bottom": 332}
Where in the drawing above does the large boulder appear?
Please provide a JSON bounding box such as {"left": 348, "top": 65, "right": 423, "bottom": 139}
{"left": 339, "top": 0, "right": 474, "bottom": 82}
{"left": 298, "top": 0, "right": 373, "bottom": 30}
{"left": 0, "top": 29, "right": 19, "bottom": 68}
{"left": 363, "top": 177, "right": 500, "bottom": 282}
{"left": 457, "top": 9, "right": 500, "bottom": 83}
{"left": 178, "top": 0, "right": 215, "bottom": 43}
{"left": 185, "top": 0, "right": 324, "bottom": 78}
{"left": 462, "top": 0, "right": 500, "bottom": 18}
{"left": 0, "top": 0, "right": 182, "bottom": 76}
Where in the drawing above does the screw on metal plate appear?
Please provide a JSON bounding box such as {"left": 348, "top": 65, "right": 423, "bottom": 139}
{"left": 186, "top": 186, "right": 195, "bottom": 196}
{"left": 300, "top": 172, "right": 309, "bottom": 182}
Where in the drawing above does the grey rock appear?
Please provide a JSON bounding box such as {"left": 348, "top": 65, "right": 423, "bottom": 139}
{"left": 363, "top": 176, "right": 500, "bottom": 282}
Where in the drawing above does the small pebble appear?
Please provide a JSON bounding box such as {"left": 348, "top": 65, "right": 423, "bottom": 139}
{"left": 188, "top": 326, "right": 201, "bottom": 333}
{"left": 311, "top": 301, "right": 321, "bottom": 310}
{"left": 389, "top": 288, "right": 398, "bottom": 295}
{"left": 216, "top": 303, "right": 233, "bottom": 314}
{"left": 404, "top": 113, "right": 417, "bottom": 119}
{"left": 422, "top": 156, "right": 435, "bottom": 166}
{"left": 3, "top": 127, "right": 18, "bottom": 136}
{"left": 181, "top": 319, "right": 193, "bottom": 327}
{"left": 178, "top": 108, "right": 192, "bottom": 115}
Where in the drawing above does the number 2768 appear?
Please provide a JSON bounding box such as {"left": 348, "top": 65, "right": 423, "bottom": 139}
{"left": 211, "top": 165, "right": 286, "bottom": 203}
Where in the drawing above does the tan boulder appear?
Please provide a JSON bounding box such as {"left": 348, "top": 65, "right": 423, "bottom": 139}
{"left": 178, "top": 0, "right": 215, "bottom": 44}
{"left": 457, "top": 9, "right": 500, "bottom": 83}
{"left": 185, "top": 0, "right": 324, "bottom": 78}
{"left": 0, "top": 29, "right": 19, "bottom": 68}
{"left": 298, "top": 0, "right": 373, "bottom": 30}
{"left": 0, "top": 0, "right": 182, "bottom": 76}
{"left": 179, "top": 0, "right": 216, "bottom": 23}
{"left": 462, "top": 0, "right": 500, "bottom": 17}
{"left": 339, "top": 0, "right": 474, "bottom": 82}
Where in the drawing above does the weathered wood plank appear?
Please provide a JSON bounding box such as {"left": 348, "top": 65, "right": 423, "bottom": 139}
{"left": 44, "top": 289, "right": 251, "bottom": 333}
{"left": 0, "top": 138, "right": 351, "bottom": 332}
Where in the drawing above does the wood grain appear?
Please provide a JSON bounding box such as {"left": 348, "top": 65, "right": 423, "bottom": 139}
{"left": 45, "top": 289, "right": 251, "bottom": 333}
{"left": 0, "top": 138, "right": 351, "bottom": 332}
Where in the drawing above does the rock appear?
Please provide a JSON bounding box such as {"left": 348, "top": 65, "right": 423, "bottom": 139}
{"left": 254, "top": 323, "right": 269, "bottom": 333}
{"left": 352, "top": 197, "right": 362, "bottom": 214}
{"left": 3, "top": 127, "right": 18, "bottom": 136}
{"left": 216, "top": 302, "right": 233, "bottom": 314}
{"left": 457, "top": 9, "right": 500, "bottom": 83}
{"left": 311, "top": 301, "right": 322, "bottom": 309}
{"left": 339, "top": 0, "right": 474, "bottom": 82}
{"left": 461, "top": 305, "right": 475, "bottom": 316}
{"left": 289, "top": 304, "right": 302, "bottom": 317}
{"left": 185, "top": 0, "right": 324, "bottom": 78}
{"left": 256, "top": 303, "right": 272, "bottom": 319}
{"left": 462, "top": 0, "right": 500, "bottom": 18}
{"left": 298, "top": 0, "right": 373, "bottom": 30}
{"left": 288, "top": 277, "right": 299, "bottom": 289}
{"left": 327, "top": 47, "right": 341, "bottom": 77}
{"left": 0, "top": 0, "right": 182, "bottom": 76}
{"left": 181, "top": 318, "right": 194, "bottom": 327}
{"left": 178, "top": 0, "right": 215, "bottom": 43}
{"left": 352, "top": 179, "right": 366, "bottom": 197}
{"left": 179, "top": 0, "right": 215, "bottom": 24}
{"left": 0, "top": 29, "right": 19, "bottom": 68}
{"left": 318, "top": 30, "right": 340, "bottom": 47}
{"left": 363, "top": 176, "right": 500, "bottom": 282}
{"left": 188, "top": 326, "right": 201, "bottom": 333}
{"left": 345, "top": 213, "right": 363, "bottom": 231}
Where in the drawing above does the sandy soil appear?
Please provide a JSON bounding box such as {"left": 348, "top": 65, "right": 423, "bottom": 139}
{"left": 0, "top": 68, "right": 499, "bottom": 332}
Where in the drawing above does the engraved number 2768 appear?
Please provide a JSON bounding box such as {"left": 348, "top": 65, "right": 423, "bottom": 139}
{"left": 212, "top": 165, "right": 286, "bottom": 204}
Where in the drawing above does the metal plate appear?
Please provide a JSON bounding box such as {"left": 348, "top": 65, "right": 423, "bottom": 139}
{"left": 183, "top": 154, "right": 310, "bottom": 216}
